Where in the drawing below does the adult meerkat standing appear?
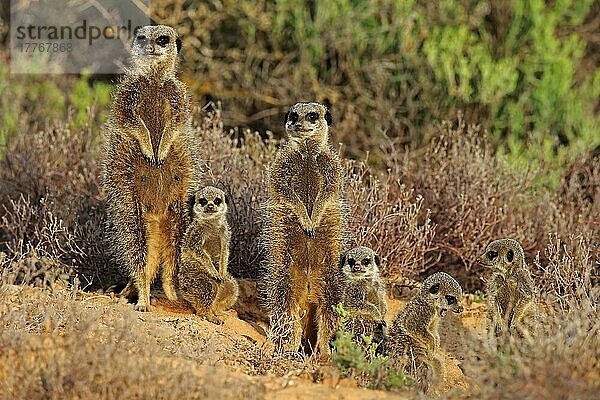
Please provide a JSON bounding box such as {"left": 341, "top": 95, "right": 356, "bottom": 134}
{"left": 340, "top": 246, "right": 387, "bottom": 352}
{"left": 178, "top": 186, "right": 239, "bottom": 324}
{"left": 388, "top": 272, "right": 464, "bottom": 389}
{"left": 103, "top": 25, "right": 194, "bottom": 311}
{"left": 261, "top": 102, "right": 345, "bottom": 355}
{"left": 478, "top": 238, "right": 538, "bottom": 340}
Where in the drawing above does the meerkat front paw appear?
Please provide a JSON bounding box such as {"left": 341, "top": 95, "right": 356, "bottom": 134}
{"left": 156, "top": 148, "right": 169, "bottom": 167}
{"left": 205, "top": 313, "right": 224, "bottom": 325}
{"left": 134, "top": 302, "right": 150, "bottom": 312}
{"left": 300, "top": 220, "right": 316, "bottom": 238}
{"left": 142, "top": 151, "right": 156, "bottom": 166}
{"left": 211, "top": 274, "right": 223, "bottom": 284}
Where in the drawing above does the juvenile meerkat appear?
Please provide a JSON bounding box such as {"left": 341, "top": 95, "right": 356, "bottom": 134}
{"left": 178, "top": 186, "right": 239, "bottom": 324}
{"left": 103, "top": 25, "right": 195, "bottom": 311}
{"left": 261, "top": 102, "right": 345, "bottom": 355}
{"left": 478, "top": 238, "right": 538, "bottom": 339}
{"left": 388, "top": 272, "right": 464, "bottom": 389}
{"left": 340, "top": 246, "right": 387, "bottom": 352}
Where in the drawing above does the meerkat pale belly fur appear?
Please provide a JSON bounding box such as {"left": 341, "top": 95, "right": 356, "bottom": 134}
{"left": 340, "top": 246, "right": 387, "bottom": 352}
{"left": 478, "top": 238, "right": 538, "bottom": 341}
{"left": 260, "top": 102, "right": 346, "bottom": 355}
{"left": 103, "top": 25, "right": 197, "bottom": 312}
{"left": 388, "top": 272, "right": 464, "bottom": 390}
{"left": 178, "top": 186, "right": 238, "bottom": 324}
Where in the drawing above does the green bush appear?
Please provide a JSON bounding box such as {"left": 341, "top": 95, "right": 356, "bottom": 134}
{"left": 153, "top": 0, "right": 598, "bottom": 183}
{"left": 0, "top": 63, "right": 111, "bottom": 158}
{"left": 331, "top": 303, "right": 413, "bottom": 391}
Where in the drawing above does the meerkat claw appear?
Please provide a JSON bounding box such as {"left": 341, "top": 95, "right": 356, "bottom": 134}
{"left": 305, "top": 228, "right": 316, "bottom": 238}
{"left": 143, "top": 153, "right": 155, "bottom": 165}
{"left": 134, "top": 303, "right": 150, "bottom": 312}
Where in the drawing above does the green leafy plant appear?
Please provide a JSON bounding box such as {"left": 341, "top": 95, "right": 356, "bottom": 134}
{"left": 331, "top": 303, "right": 413, "bottom": 390}
{"left": 473, "top": 290, "right": 486, "bottom": 304}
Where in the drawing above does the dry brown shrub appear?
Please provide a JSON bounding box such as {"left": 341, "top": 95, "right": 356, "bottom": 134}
{"left": 0, "top": 121, "right": 118, "bottom": 289}
{"left": 1, "top": 104, "right": 596, "bottom": 296}
{"left": 552, "top": 147, "right": 600, "bottom": 244}
{"left": 0, "top": 196, "right": 76, "bottom": 288}
{"left": 463, "top": 301, "right": 599, "bottom": 400}
{"left": 394, "top": 119, "right": 539, "bottom": 288}
{"left": 534, "top": 233, "right": 599, "bottom": 309}
{"left": 344, "top": 158, "right": 436, "bottom": 280}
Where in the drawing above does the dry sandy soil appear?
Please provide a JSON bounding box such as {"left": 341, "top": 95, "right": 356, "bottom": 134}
{"left": 0, "top": 280, "right": 490, "bottom": 399}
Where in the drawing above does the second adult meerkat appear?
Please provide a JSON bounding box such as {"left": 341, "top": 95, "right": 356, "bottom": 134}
{"left": 478, "top": 238, "right": 538, "bottom": 339}
{"left": 178, "top": 186, "right": 238, "bottom": 324}
{"left": 103, "top": 25, "right": 195, "bottom": 311}
{"left": 340, "top": 246, "right": 387, "bottom": 352}
{"left": 388, "top": 272, "right": 464, "bottom": 389}
{"left": 261, "top": 102, "right": 345, "bottom": 355}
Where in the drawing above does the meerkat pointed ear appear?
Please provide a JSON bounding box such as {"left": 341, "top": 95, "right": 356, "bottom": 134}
{"left": 284, "top": 110, "right": 290, "bottom": 125}
{"left": 506, "top": 249, "right": 514, "bottom": 262}
{"left": 324, "top": 109, "right": 333, "bottom": 126}
{"left": 176, "top": 37, "right": 182, "bottom": 53}
{"left": 374, "top": 254, "right": 381, "bottom": 267}
{"left": 429, "top": 282, "right": 440, "bottom": 294}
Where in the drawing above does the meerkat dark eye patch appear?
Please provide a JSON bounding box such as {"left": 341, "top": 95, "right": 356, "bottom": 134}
{"left": 156, "top": 35, "right": 170, "bottom": 47}
{"left": 487, "top": 250, "right": 498, "bottom": 260}
{"left": 429, "top": 283, "right": 440, "bottom": 294}
{"left": 136, "top": 35, "right": 148, "bottom": 45}
{"left": 199, "top": 198, "right": 208, "bottom": 206}
{"left": 286, "top": 111, "right": 299, "bottom": 124}
{"left": 445, "top": 295, "right": 456, "bottom": 305}
{"left": 506, "top": 250, "right": 514, "bottom": 262}
{"left": 362, "top": 258, "right": 371, "bottom": 266}
{"left": 347, "top": 258, "right": 355, "bottom": 266}
{"left": 214, "top": 197, "right": 222, "bottom": 206}
{"left": 324, "top": 110, "right": 333, "bottom": 126}
{"left": 307, "top": 112, "right": 319, "bottom": 123}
